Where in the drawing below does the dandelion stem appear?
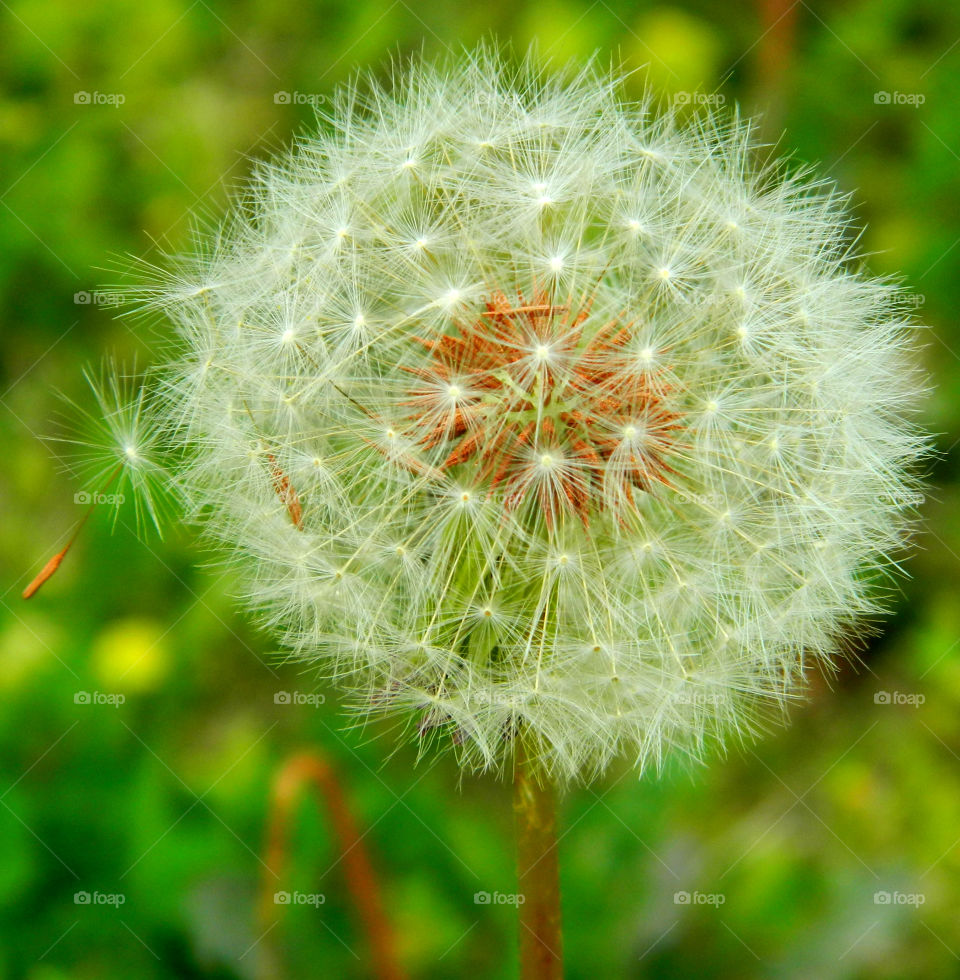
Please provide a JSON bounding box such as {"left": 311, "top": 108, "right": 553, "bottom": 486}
{"left": 514, "top": 737, "right": 563, "bottom": 980}
{"left": 259, "top": 750, "right": 403, "bottom": 980}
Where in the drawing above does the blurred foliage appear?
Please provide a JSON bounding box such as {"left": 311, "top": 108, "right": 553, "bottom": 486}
{"left": 1, "top": 0, "right": 959, "bottom": 977}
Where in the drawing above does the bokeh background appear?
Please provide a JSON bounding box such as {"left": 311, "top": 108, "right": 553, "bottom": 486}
{"left": 1, "top": 1, "right": 958, "bottom": 977}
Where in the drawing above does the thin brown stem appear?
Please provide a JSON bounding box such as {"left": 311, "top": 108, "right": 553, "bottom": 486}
{"left": 259, "top": 750, "right": 404, "bottom": 980}
{"left": 750, "top": 0, "right": 801, "bottom": 139}
{"left": 514, "top": 738, "right": 563, "bottom": 980}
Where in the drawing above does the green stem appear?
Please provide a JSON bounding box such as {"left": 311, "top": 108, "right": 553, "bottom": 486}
{"left": 514, "top": 738, "right": 564, "bottom": 980}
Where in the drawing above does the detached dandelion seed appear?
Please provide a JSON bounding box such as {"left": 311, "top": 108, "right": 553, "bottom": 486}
{"left": 24, "top": 361, "right": 171, "bottom": 598}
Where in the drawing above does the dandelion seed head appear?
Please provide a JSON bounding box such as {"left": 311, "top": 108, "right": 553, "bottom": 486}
{"left": 114, "top": 47, "right": 926, "bottom": 784}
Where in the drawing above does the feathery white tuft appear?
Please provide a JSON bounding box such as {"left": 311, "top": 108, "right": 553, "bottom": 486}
{"left": 112, "top": 48, "right": 926, "bottom": 783}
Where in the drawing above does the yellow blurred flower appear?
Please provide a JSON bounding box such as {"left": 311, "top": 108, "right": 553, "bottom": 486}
{"left": 629, "top": 7, "right": 723, "bottom": 93}
{"left": 92, "top": 617, "right": 169, "bottom": 692}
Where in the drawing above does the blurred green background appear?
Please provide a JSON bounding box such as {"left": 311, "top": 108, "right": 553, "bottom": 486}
{"left": 1, "top": 1, "right": 958, "bottom": 977}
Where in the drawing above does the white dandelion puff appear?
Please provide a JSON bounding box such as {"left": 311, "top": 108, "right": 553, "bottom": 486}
{"left": 98, "top": 47, "right": 926, "bottom": 785}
